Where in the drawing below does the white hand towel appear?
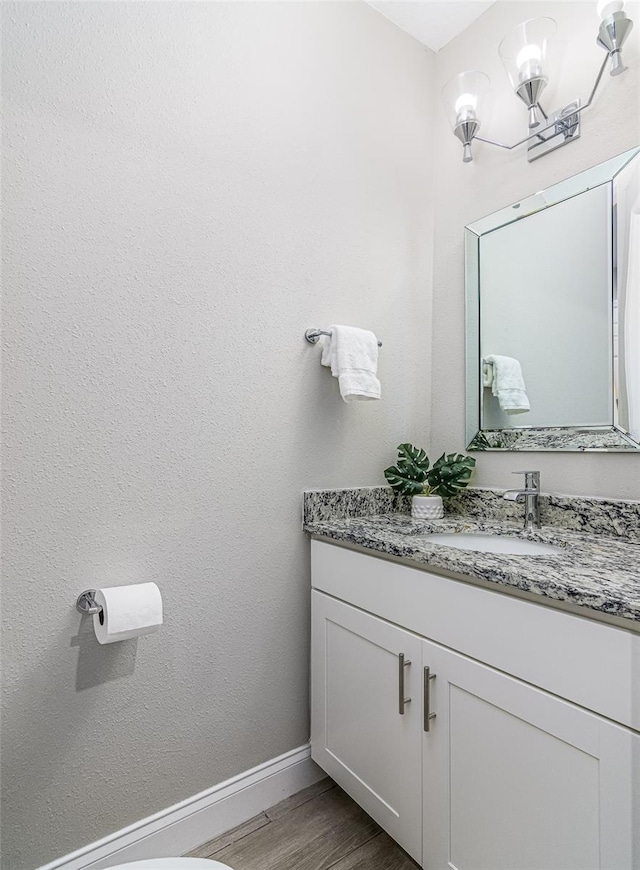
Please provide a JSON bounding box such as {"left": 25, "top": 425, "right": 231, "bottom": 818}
{"left": 484, "top": 354, "right": 530, "bottom": 415}
{"left": 319, "top": 325, "right": 381, "bottom": 402}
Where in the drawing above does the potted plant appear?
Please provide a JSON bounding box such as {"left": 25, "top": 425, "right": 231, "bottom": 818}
{"left": 384, "top": 443, "right": 476, "bottom": 519}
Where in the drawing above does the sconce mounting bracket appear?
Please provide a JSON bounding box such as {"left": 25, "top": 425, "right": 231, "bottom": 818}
{"left": 527, "top": 99, "right": 581, "bottom": 162}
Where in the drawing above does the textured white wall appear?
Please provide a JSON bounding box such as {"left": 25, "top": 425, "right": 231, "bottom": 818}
{"left": 432, "top": 1, "right": 640, "bottom": 497}
{"left": 1, "top": 3, "right": 434, "bottom": 867}
{"left": 5, "top": 3, "right": 639, "bottom": 866}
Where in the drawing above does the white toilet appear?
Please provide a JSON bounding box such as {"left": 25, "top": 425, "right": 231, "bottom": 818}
{"left": 107, "top": 859, "right": 232, "bottom": 870}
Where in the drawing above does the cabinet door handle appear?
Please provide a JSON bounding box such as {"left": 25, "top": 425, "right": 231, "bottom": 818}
{"left": 398, "top": 653, "right": 412, "bottom": 714}
{"left": 424, "top": 666, "right": 437, "bottom": 731}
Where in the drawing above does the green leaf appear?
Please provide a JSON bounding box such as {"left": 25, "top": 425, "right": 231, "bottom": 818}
{"left": 397, "top": 443, "right": 430, "bottom": 476}
{"left": 383, "top": 443, "right": 431, "bottom": 496}
{"left": 426, "top": 453, "right": 476, "bottom": 497}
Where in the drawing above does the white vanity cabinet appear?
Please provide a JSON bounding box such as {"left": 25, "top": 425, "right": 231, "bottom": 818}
{"left": 310, "top": 540, "right": 640, "bottom": 870}
{"left": 311, "top": 591, "right": 423, "bottom": 862}
{"left": 420, "top": 638, "right": 636, "bottom": 870}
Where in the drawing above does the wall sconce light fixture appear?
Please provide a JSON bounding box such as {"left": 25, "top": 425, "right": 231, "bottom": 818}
{"left": 442, "top": 70, "right": 490, "bottom": 163}
{"left": 443, "top": 1, "right": 634, "bottom": 163}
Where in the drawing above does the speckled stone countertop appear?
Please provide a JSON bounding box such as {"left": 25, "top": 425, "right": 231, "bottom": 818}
{"left": 303, "top": 489, "right": 640, "bottom": 629}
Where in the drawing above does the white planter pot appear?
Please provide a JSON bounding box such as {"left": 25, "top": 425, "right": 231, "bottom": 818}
{"left": 411, "top": 495, "right": 444, "bottom": 520}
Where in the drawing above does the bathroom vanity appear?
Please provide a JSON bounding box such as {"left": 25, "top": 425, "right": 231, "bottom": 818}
{"left": 305, "top": 146, "right": 640, "bottom": 870}
{"left": 306, "top": 501, "right": 640, "bottom": 870}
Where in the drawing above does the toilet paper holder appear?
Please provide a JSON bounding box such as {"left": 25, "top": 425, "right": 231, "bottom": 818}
{"left": 76, "top": 589, "right": 103, "bottom": 616}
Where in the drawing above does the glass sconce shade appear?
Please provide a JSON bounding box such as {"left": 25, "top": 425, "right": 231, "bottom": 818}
{"left": 597, "top": 0, "right": 624, "bottom": 20}
{"left": 442, "top": 70, "right": 490, "bottom": 132}
{"left": 442, "top": 71, "right": 490, "bottom": 163}
{"left": 499, "top": 18, "right": 557, "bottom": 90}
{"left": 596, "top": 1, "right": 633, "bottom": 76}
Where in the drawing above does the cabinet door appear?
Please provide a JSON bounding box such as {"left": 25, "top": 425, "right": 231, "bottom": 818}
{"left": 422, "top": 639, "right": 639, "bottom": 870}
{"left": 311, "top": 590, "right": 422, "bottom": 862}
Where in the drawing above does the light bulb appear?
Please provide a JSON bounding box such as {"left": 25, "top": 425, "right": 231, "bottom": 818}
{"left": 455, "top": 93, "right": 477, "bottom": 114}
{"left": 516, "top": 44, "right": 543, "bottom": 81}
{"left": 597, "top": 0, "right": 624, "bottom": 20}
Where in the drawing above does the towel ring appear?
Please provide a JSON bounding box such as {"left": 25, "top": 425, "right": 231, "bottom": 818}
{"left": 304, "top": 328, "right": 382, "bottom": 347}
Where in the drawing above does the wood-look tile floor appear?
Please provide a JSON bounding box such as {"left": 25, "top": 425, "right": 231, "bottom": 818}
{"left": 186, "top": 778, "right": 419, "bottom": 870}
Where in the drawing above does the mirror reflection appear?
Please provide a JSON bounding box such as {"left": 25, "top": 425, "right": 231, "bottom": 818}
{"left": 465, "top": 147, "right": 640, "bottom": 451}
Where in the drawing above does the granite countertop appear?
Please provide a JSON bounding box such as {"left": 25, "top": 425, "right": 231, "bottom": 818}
{"left": 304, "top": 513, "right": 640, "bottom": 627}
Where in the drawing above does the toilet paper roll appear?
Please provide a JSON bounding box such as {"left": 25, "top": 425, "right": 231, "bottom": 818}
{"left": 93, "top": 582, "right": 163, "bottom": 645}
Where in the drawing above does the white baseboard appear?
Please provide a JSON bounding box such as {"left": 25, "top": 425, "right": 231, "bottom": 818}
{"left": 39, "top": 744, "right": 324, "bottom": 870}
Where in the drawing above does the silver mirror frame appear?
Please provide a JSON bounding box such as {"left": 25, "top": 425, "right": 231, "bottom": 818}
{"left": 465, "top": 146, "right": 640, "bottom": 452}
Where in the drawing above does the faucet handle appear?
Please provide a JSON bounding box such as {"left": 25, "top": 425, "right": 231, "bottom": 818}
{"left": 511, "top": 470, "right": 540, "bottom": 488}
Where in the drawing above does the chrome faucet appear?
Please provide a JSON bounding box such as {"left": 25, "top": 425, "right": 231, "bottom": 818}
{"left": 503, "top": 471, "right": 541, "bottom": 530}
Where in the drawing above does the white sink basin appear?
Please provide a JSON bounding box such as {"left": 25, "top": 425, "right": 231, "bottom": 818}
{"left": 426, "top": 533, "right": 562, "bottom": 556}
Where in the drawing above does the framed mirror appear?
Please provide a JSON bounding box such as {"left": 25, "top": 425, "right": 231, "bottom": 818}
{"left": 465, "top": 146, "right": 640, "bottom": 452}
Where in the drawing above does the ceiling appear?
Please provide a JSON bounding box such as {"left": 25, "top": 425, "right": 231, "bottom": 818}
{"left": 367, "top": 1, "right": 496, "bottom": 52}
